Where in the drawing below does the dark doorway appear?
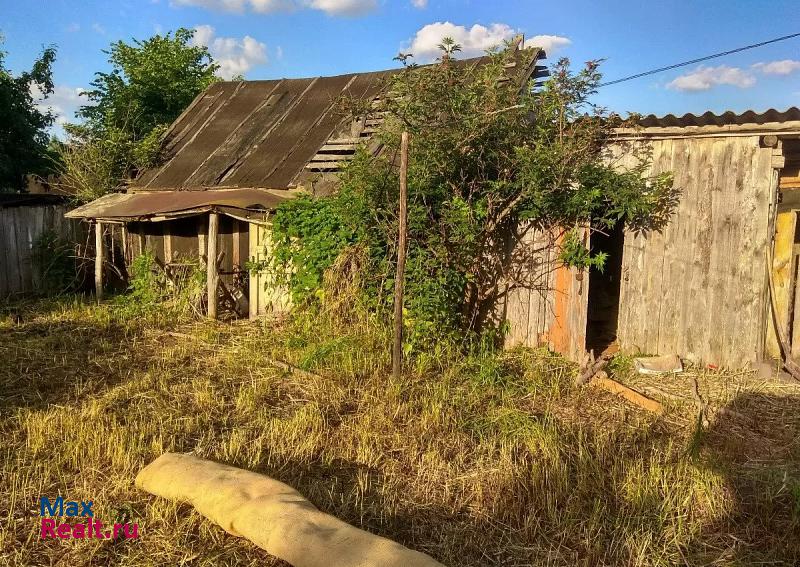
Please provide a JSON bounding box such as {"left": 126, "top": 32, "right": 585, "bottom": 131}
{"left": 586, "top": 222, "right": 625, "bottom": 355}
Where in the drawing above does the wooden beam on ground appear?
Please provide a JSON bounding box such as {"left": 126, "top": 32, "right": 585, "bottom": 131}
{"left": 592, "top": 375, "right": 664, "bottom": 414}
{"left": 94, "top": 221, "right": 104, "bottom": 302}
{"left": 207, "top": 212, "right": 219, "bottom": 320}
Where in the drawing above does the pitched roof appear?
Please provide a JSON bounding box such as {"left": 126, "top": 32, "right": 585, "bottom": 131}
{"left": 132, "top": 49, "right": 547, "bottom": 192}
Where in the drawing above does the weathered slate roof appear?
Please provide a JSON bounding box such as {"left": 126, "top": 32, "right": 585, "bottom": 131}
{"left": 133, "top": 49, "right": 546, "bottom": 192}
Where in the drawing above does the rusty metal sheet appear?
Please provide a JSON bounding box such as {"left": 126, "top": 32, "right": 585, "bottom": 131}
{"left": 65, "top": 188, "right": 295, "bottom": 221}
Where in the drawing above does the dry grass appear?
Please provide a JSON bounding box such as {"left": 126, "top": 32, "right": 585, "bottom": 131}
{"left": 1, "top": 298, "right": 799, "bottom": 566}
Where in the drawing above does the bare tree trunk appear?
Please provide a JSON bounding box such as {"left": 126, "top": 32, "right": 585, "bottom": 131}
{"left": 392, "top": 132, "right": 409, "bottom": 379}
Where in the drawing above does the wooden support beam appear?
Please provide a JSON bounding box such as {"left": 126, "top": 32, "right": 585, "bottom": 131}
{"left": 592, "top": 375, "right": 664, "bottom": 414}
{"left": 163, "top": 222, "right": 173, "bottom": 264}
{"left": 207, "top": 212, "right": 219, "bottom": 320}
{"left": 198, "top": 216, "right": 207, "bottom": 259}
{"left": 94, "top": 221, "right": 104, "bottom": 302}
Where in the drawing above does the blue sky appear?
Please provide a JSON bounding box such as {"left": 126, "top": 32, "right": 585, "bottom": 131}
{"left": 2, "top": 0, "right": 799, "bottom": 133}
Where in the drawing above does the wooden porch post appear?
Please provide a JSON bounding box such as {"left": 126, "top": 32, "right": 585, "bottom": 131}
{"left": 207, "top": 212, "right": 219, "bottom": 319}
{"left": 94, "top": 221, "right": 104, "bottom": 302}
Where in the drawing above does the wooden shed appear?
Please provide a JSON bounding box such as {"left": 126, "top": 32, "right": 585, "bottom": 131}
{"left": 66, "top": 46, "right": 549, "bottom": 319}
{"left": 503, "top": 108, "right": 800, "bottom": 369}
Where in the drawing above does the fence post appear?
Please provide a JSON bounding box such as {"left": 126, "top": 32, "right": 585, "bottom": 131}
{"left": 392, "top": 131, "right": 410, "bottom": 379}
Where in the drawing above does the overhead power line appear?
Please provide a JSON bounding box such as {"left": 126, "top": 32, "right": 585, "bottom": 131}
{"left": 599, "top": 31, "right": 800, "bottom": 87}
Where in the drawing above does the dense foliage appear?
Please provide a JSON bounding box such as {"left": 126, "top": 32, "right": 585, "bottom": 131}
{"left": 113, "top": 250, "right": 206, "bottom": 320}
{"left": 31, "top": 230, "right": 83, "bottom": 294}
{"left": 58, "top": 29, "right": 218, "bottom": 201}
{"left": 77, "top": 28, "right": 218, "bottom": 139}
{"left": 0, "top": 38, "right": 56, "bottom": 191}
{"left": 266, "top": 42, "right": 676, "bottom": 348}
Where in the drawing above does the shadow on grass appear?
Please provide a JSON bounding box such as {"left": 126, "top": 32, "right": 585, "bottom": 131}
{"left": 0, "top": 316, "right": 142, "bottom": 413}
{"left": 237, "top": 392, "right": 800, "bottom": 566}
{"left": 695, "top": 391, "right": 800, "bottom": 565}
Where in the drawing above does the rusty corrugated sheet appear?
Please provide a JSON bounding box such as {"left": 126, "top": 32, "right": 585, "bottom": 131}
{"left": 64, "top": 188, "right": 294, "bottom": 221}
{"left": 639, "top": 107, "right": 800, "bottom": 128}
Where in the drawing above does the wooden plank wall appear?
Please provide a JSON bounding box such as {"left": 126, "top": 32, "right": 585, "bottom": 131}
{"left": 612, "top": 135, "right": 774, "bottom": 367}
{"left": 248, "top": 222, "right": 291, "bottom": 318}
{"left": 124, "top": 215, "right": 250, "bottom": 299}
{"left": 501, "top": 226, "right": 588, "bottom": 361}
{"left": 0, "top": 204, "right": 81, "bottom": 297}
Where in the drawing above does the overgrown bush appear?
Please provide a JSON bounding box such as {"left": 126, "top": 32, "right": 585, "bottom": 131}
{"left": 264, "top": 40, "right": 677, "bottom": 351}
{"left": 113, "top": 250, "right": 205, "bottom": 320}
{"left": 31, "top": 230, "right": 81, "bottom": 294}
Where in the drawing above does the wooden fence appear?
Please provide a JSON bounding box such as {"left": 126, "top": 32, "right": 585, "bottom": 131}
{"left": 0, "top": 202, "right": 84, "bottom": 297}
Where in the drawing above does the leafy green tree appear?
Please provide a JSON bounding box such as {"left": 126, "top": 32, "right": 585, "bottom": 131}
{"left": 77, "top": 28, "right": 218, "bottom": 139}
{"left": 269, "top": 41, "right": 676, "bottom": 347}
{"left": 0, "top": 38, "right": 56, "bottom": 191}
{"left": 59, "top": 29, "right": 218, "bottom": 201}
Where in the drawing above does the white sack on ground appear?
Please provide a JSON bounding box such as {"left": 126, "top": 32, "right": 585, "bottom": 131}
{"left": 135, "top": 452, "right": 444, "bottom": 567}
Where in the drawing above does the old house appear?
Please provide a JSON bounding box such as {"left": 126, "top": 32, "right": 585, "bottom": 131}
{"left": 66, "top": 44, "right": 548, "bottom": 318}
{"left": 502, "top": 108, "right": 800, "bottom": 369}
{"left": 65, "top": 40, "right": 800, "bottom": 370}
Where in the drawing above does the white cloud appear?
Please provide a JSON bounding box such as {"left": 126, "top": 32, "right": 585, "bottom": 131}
{"left": 173, "top": 0, "right": 375, "bottom": 15}
{"left": 275, "top": 45, "right": 284, "bottom": 59}
{"left": 30, "top": 85, "right": 87, "bottom": 134}
{"left": 407, "top": 22, "right": 511, "bottom": 60}
{"left": 752, "top": 59, "right": 800, "bottom": 76}
{"left": 191, "top": 25, "right": 268, "bottom": 79}
{"left": 66, "top": 22, "right": 80, "bottom": 33}
{"left": 406, "top": 22, "right": 570, "bottom": 61}
{"left": 174, "top": 0, "right": 247, "bottom": 11}
{"left": 91, "top": 22, "right": 106, "bottom": 35}
{"left": 307, "top": 0, "right": 375, "bottom": 15}
{"left": 248, "top": 0, "right": 295, "bottom": 12}
{"left": 411, "top": 0, "right": 427, "bottom": 8}
{"left": 524, "top": 34, "right": 571, "bottom": 53}
{"left": 666, "top": 65, "right": 756, "bottom": 92}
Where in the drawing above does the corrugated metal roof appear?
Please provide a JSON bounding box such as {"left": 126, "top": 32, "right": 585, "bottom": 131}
{"left": 133, "top": 49, "right": 546, "bottom": 192}
{"left": 65, "top": 188, "right": 295, "bottom": 221}
{"left": 639, "top": 107, "right": 800, "bottom": 128}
